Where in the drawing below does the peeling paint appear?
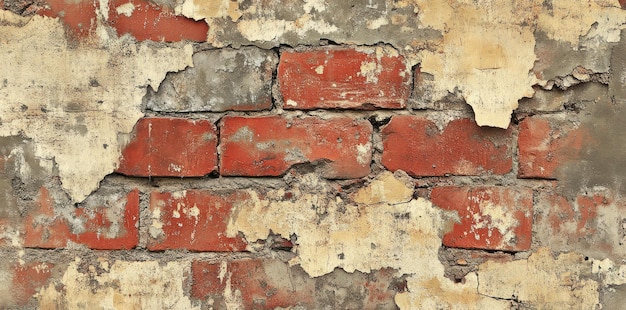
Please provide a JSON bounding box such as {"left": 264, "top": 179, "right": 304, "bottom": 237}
{"left": 0, "top": 12, "right": 193, "bottom": 202}
{"left": 227, "top": 173, "right": 454, "bottom": 276}
{"left": 37, "top": 259, "right": 199, "bottom": 309}
{"left": 352, "top": 171, "right": 413, "bottom": 205}
{"left": 537, "top": 0, "right": 626, "bottom": 45}
{"left": 115, "top": 2, "right": 135, "bottom": 17}
{"left": 416, "top": 0, "right": 537, "bottom": 128}
{"left": 478, "top": 248, "right": 600, "bottom": 308}
{"left": 227, "top": 172, "right": 515, "bottom": 308}
{"left": 236, "top": 18, "right": 339, "bottom": 42}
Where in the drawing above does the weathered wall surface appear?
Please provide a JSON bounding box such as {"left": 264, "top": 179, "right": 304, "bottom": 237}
{"left": 1, "top": 0, "right": 626, "bottom": 308}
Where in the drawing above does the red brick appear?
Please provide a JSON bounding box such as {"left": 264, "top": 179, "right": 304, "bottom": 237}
{"left": 219, "top": 116, "right": 372, "bottom": 178}
{"left": 191, "top": 259, "right": 316, "bottom": 309}
{"left": 117, "top": 117, "right": 218, "bottom": 177}
{"left": 12, "top": 262, "right": 54, "bottom": 306}
{"left": 148, "top": 190, "right": 248, "bottom": 251}
{"left": 518, "top": 117, "right": 592, "bottom": 179}
{"left": 23, "top": 187, "right": 72, "bottom": 248}
{"left": 382, "top": 116, "right": 512, "bottom": 176}
{"left": 191, "top": 260, "right": 401, "bottom": 309}
{"left": 534, "top": 190, "right": 619, "bottom": 255}
{"left": 278, "top": 48, "right": 410, "bottom": 110}
{"left": 72, "top": 189, "right": 140, "bottom": 250}
{"left": 431, "top": 186, "right": 533, "bottom": 251}
{"left": 537, "top": 192, "right": 606, "bottom": 239}
{"left": 108, "top": 0, "right": 208, "bottom": 42}
{"left": 38, "top": 0, "right": 97, "bottom": 39}
{"left": 23, "top": 188, "right": 139, "bottom": 249}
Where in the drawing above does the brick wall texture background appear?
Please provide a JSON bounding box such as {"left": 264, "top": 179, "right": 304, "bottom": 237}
{"left": 2, "top": 0, "right": 626, "bottom": 309}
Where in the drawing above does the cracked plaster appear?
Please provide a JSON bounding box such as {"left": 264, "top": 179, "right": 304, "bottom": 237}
{"left": 0, "top": 10, "right": 193, "bottom": 202}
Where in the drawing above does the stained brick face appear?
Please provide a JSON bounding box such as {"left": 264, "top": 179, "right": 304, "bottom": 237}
{"left": 117, "top": 117, "right": 218, "bottom": 177}
{"left": 518, "top": 117, "right": 591, "bottom": 179}
{"left": 431, "top": 186, "right": 533, "bottom": 251}
{"left": 219, "top": 116, "right": 373, "bottom": 178}
{"left": 23, "top": 188, "right": 139, "bottom": 250}
{"left": 108, "top": 0, "right": 208, "bottom": 42}
{"left": 382, "top": 116, "right": 513, "bottom": 176}
{"left": 12, "top": 262, "right": 54, "bottom": 306}
{"left": 278, "top": 48, "right": 410, "bottom": 110}
{"left": 148, "top": 190, "right": 249, "bottom": 252}
{"left": 2, "top": 3, "right": 621, "bottom": 308}
{"left": 191, "top": 260, "right": 401, "bottom": 309}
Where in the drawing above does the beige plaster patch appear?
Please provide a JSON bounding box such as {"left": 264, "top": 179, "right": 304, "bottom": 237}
{"left": 416, "top": 0, "right": 538, "bottom": 128}
{"left": 36, "top": 258, "right": 198, "bottom": 309}
{"left": 0, "top": 12, "right": 193, "bottom": 202}
{"left": 478, "top": 248, "right": 599, "bottom": 308}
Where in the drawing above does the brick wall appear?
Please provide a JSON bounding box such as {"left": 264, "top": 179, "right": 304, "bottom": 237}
{"left": 2, "top": 0, "right": 626, "bottom": 309}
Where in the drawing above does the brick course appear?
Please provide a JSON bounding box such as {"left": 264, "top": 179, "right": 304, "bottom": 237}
{"left": 382, "top": 117, "right": 513, "bottom": 176}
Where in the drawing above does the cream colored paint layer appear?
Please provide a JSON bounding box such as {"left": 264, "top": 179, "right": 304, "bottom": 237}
{"left": 37, "top": 258, "right": 199, "bottom": 309}
{"left": 227, "top": 173, "right": 508, "bottom": 308}
{"left": 0, "top": 11, "right": 193, "bottom": 202}
{"left": 395, "top": 273, "right": 510, "bottom": 310}
{"left": 478, "top": 248, "right": 600, "bottom": 308}
{"left": 417, "top": 0, "right": 538, "bottom": 128}
{"left": 351, "top": 171, "right": 413, "bottom": 205}
{"left": 537, "top": 0, "right": 626, "bottom": 45}
{"left": 227, "top": 173, "right": 449, "bottom": 276}
{"left": 175, "top": 0, "right": 243, "bottom": 21}
{"left": 176, "top": 0, "right": 626, "bottom": 127}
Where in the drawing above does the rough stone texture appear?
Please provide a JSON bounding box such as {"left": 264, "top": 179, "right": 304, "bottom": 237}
{"left": 219, "top": 116, "right": 373, "bottom": 178}
{"left": 278, "top": 46, "right": 410, "bottom": 110}
{"left": 117, "top": 117, "right": 218, "bottom": 177}
{"left": 148, "top": 190, "right": 249, "bottom": 251}
{"left": 431, "top": 186, "right": 533, "bottom": 252}
{"left": 382, "top": 116, "right": 513, "bottom": 177}
{"left": 146, "top": 47, "right": 278, "bottom": 112}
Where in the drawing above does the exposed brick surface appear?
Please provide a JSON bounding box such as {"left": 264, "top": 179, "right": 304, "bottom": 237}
{"left": 12, "top": 262, "right": 54, "bottom": 306}
{"left": 148, "top": 190, "right": 249, "bottom": 252}
{"left": 23, "top": 188, "right": 139, "bottom": 249}
{"left": 536, "top": 192, "right": 606, "bottom": 241}
{"left": 192, "top": 260, "right": 315, "bottom": 309}
{"left": 431, "top": 186, "right": 533, "bottom": 251}
{"left": 518, "top": 117, "right": 591, "bottom": 179}
{"left": 278, "top": 48, "right": 410, "bottom": 110}
{"left": 382, "top": 117, "right": 513, "bottom": 176}
{"left": 191, "top": 260, "right": 401, "bottom": 309}
{"left": 108, "top": 0, "right": 208, "bottom": 42}
{"left": 146, "top": 48, "right": 277, "bottom": 112}
{"left": 533, "top": 189, "right": 623, "bottom": 257}
{"left": 219, "top": 116, "right": 372, "bottom": 178}
{"left": 117, "top": 118, "right": 218, "bottom": 177}
{"left": 38, "top": 0, "right": 97, "bottom": 39}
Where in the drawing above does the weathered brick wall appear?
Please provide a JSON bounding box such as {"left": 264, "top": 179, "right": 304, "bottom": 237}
{"left": 2, "top": 0, "right": 626, "bottom": 309}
